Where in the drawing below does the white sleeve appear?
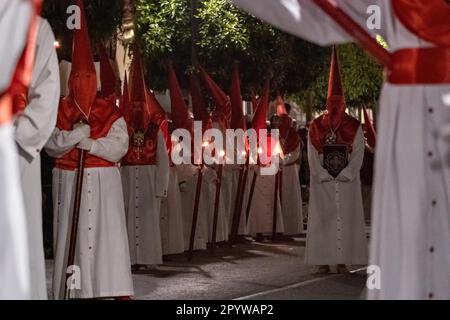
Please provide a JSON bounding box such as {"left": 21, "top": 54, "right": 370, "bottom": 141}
{"left": 44, "top": 127, "right": 87, "bottom": 158}
{"left": 89, "top": 117, "right": 129, "bottom": 163}
{"left": 307, "top": 132, "right": 332, "bottom": 182}
{"left": 337, "top": 126, "right": 364, "bottom": 182}
{"left": 154, "top": 130, "right": 170, "bottom": 197}
{"left": 0, "top": 1, "right": 32, "bottom": 93}
{"left": 15, "top": 19, "right": 60, "bottom": 160}
{"left": 231, "top": 0, "right": 388, "bottom": 46}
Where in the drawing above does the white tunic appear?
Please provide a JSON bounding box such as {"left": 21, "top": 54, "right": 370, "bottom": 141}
{"left": 233, "top": 0, "right": 450, "bottom": 300}
{"left": 121, "top": 130, "right": 169, "bottom": 265}
{"left": 14, "top": 17, "right": 60, "bottom": 300}
{"left": 227, "top": 165, "right": 248, "bottom": 235}
{"left": 46, "top": 118, "right": 134, "bottom": 299}
{"left": 0, "top": 0, "right": 33, "bottom": 300}
{"left": 203, "top": 165, "right": 229, "bottom": 243}
{"left": 177, "top": 164, "right": 208, "bottom": 251}
{"left": 280, "top": 146, "right": 304, "bottom": 235}
{"left": 306, "top": 127, "right": 368, "bottom": 266}
{"left": 160, "top": 165, "right": 185, "bottom": 255}
{"left": 246, "top": 166, "right": 284, "bottom": 236}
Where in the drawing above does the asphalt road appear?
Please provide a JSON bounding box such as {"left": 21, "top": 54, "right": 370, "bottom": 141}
{"left": 46, "top": 236, "right": 368, "bottom": 300}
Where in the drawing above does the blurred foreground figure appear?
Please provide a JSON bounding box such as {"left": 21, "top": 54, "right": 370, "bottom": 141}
{"left": 14, "top": 14, "right": 59, "bottom": 301}
{"left": 232, "top": 0, "right": 450, "bottom": 299}
{"left": 0, "top": 0, "right": 41, "bottom": 300}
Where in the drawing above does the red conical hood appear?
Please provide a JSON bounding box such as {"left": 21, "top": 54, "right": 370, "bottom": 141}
{"left": 120, "top": 71, "right": 130, "bottom": 122}
{"left": 146, "top": 88, "right": 167, "bottom": 127}
{"left": 276, "top": 96, "right": 288, "bottom": 116}
{"left": 230, "top": 62, "right": 246, "bottom": 130}
{"left": 325, "top": 46, "right": 346, "bottom": 131}
{"left": 200, "top": 67, "right": 231, "bottom": 124}
{"left": 252, "top": 80, "right": 270, "bottom": 133}
{"left": 363, "top": 105, "right": 376, "bottom": 148}
{"left": 129, "top": 45, "right": 149, "bottom": 130}
{"left": 168, "top": 61, "right": 191, "bottom": 129}
{"left": 190, "top": 75, "right": 210, "bottom": 122}
{"left": 99, "top": 44, "right": 117, "bottom": 98}
{"left": 130, "top": 46, "right": 147, "bottom": 103}
{"left": 69, "top": 0, "right": 97, "bottom": 118}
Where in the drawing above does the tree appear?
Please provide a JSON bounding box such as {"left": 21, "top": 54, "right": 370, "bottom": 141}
{"left": 135, "top": 0, "right": 382, "bottom": 114}
{"left": 42, "top": 0, "right": 123, "bottom": 60}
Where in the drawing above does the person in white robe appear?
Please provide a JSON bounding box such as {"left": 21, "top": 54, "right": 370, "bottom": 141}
{"left": 233, "top": 0, "right": 450, "bottom": 300}
{"left": 274, "top": 102, "right": 304, "bottom": 237}
{"left": 306, "top": 46, "right": 368, "bottom": 273}
{"left": 121, "top": 49, "right": 169, "bottom": 268}
{"left": 160, "top": 124, "right": 185, "bottom": 256}
{"left": 0, "top": 0, "right": 35, "bottom": 299}
{"left": 14, "top": 16, "right": 60, "bottom": 300}
{"left": 46, "top": 0, "right": 133, "bottom": 299}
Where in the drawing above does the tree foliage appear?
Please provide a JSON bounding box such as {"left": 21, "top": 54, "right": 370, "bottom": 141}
{"left": 42, "top": 0, "right": 123, "bottom": 60}
{"left": 135, "top": 0, "right": 382, "bottom": 113}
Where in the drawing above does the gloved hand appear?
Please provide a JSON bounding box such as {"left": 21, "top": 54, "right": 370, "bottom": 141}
{"left": 73, "top": 123, "right": 91, "bottom": 139}
{"left": 77, "top": 138, "right": 93, "bottom": 151}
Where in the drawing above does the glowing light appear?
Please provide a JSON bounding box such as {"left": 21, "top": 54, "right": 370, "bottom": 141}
{"left": 442, "top": 93, "right": 450, "bottom": 107}
{"left": 241, "top": 150, "right": 247, "bottom": 156}
{"left": 258, "top": 147, "right": 263, "bottom": 154}
{"left": 219, "top": 150, "right": 226, "bottom": 157}
{"left": 202, "top": 141, "right": 209, "bottom": 147}
{"left": 275, "top": 144, "right": 282, "bottom": 155}
{"left": 54, "top": 41, "right": 61, "bottom": 49}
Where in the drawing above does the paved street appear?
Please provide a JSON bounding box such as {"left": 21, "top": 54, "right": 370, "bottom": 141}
{"left": 47, "top": 235, "right": 368, "bottom": 300}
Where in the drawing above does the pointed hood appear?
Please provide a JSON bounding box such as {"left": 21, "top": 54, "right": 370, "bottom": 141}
{"left": 200, "top": 67, "right": 231, "bottom": 126}
{"left": 99, "top": 44, "right": 117, "bottom": 98}
{"left": 120, "top": 71, "right": 130, "bottom": 122}
{"left": 129, "top": 45, "right": 149, "bottom": 130}
{"left": 190, "top": 75, "right": 210, "bottom": 122}
{"left": 276, "top": 96, "right": 288, "bottom": 116}
{"left": 252, "top": 80, "right": 270, "bottom": 133}
{"left": 69, "top": 0, "right": 97, "bottom": 118}
{"left": 363, "top": 106, "right": 376, "bottom": 148}
{"left": 325, "top": 46, "right": 346, "bottom": 131}
{"left": 275, "top": 95, "right": 292, "bottom": 137}
{"left": 229, "top": 62, "right": 246, "bottom": 131}
{"left": 309, "top": 47, "right": 360, "bottom": 153}
{"left": 130, "top": 45, "right": 147, "bottom": 103}
{"left": 168, "top": 61, "right": 191, "bottom": 130}
{"left": 146, "top": 88, "right": 170, "bottom": 150}
{"left": 146, "top": 88, "right": 167, "bottom": 127}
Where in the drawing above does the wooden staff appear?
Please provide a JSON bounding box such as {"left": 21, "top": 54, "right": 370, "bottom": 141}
{"left": 271, "top": 170, "right": 281, "bottom": 242}
{"left": 210, "top": 163, "right": 224, "bottom": 253}
{"left": 187, "top": 164, "right": 203, "bottom": 261}
{"left": 64, "top": 147, "right": 87, "bottom": 300}
{"left": 245, "top": 169, "right": 258, "bottom": 223}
